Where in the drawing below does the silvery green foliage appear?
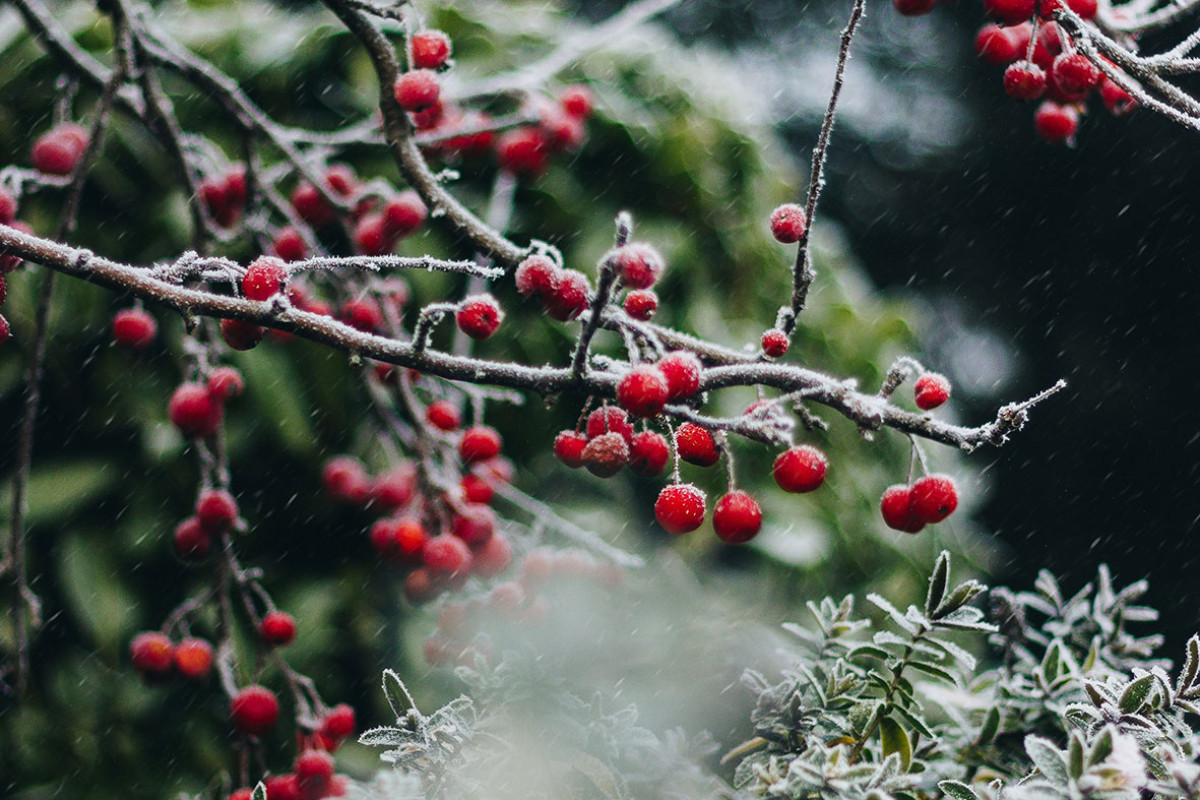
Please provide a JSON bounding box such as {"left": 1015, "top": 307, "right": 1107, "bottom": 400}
{"left": 358, "top": 553, "right": 1200, "bottom": 800}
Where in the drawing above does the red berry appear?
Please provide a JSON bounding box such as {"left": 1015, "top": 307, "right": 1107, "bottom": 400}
{"left": 712, "top": 491, "right": 762, "bottom": 544}
{"left": 392, "top": 518, "right": 429, "bottom": 562}
{"left": 617, "top": 365, "right": 669, "bottom": 418}
{"left": 910, "top": 474, "right": 959, "bottom": 523}
{"left": 174, "top": 517, "right": 212, "bottom": 560}
{"left": 426, "top": 400, "right": 462, "bottom": 431}
{"left": 382, "top": 190, "right": 427, "bottom": 237}
{"left": 773, "top": 445, "right": 828, "bottom": 493}
{"left": 472, "top": 531, "right": 512, "bottom": 577}
{"left": 880, "top": 484, "right": 926, "bottom": 533}
{"left": 456, "top": 294, "right": 504, "bottom": 340}
{"left": 243, "top": 256, "right": 287, "bottom": 301}
{"left": 320, "top": 704, "right": 356, "bottom": 741}
{"left": 914, "top": 372, "right": 951, "bottom": 410}
{"left": 623, "top": 290, "right": 658, "bottom": 321}
{"left": 394, "top": 70, "right": 441, "bottom": 112}
{"left": 423, "top": 534, "right": 473, "bottom": 576}
{"left": 325, "top": 165, "right": 358, "bottom": 197}
{"left": 761, "top": 329, "right": 789, "bottom": 358}
{"left": 770, "top": 204, "right": 808, "bottom": 243}
{"left": 1003, "top": 61, "right": 1047, "bottom": 100}
{"left": 173, "top": 637, "right": 214, "bottom": 680}
{"left": 658, "top": 351, "right": 702, "bottom": 401}
{"left": 554, "top": 430, "right": 588, "bottom": 468}
{"left": 295, "top": 750, "right": 335, "bottom": 798}
{"left": 613, "top": 244, "right": 664, "bottom": 290}
{"left": 585, "top": 407, "right": 634, "bottom": 443}
{"left": 460, "top": 425, "right": 502, "bottom": 463}
{"left": 451, "top": 504, "right": 495, "bottom": 545}
{"left": 893, "top": 0, "right": 936, "bottom": 15}
{"left": 515, "top": 255, "right": 560, "bottom": 299}
{"left": 1052, "top": 53, "right": 1100, "bottom": 94}
{"left": 543, "top": 269, "right": 590, "bottom": 320}
{"left": 207, "top": 367, "right": 245, "bottom": 401}
{"left": 196, "top": 489, "right": 238, "bottom": 533}
{"left": 273, "top": 227, "right": 308, "bottom": 262}
{"left": 130, "top": 631, "right": 175, "bottom": 675}
{"left": 495, "top": 128, "right": 549, "bottom": 177}
{"left": 31, "top": 127, "right": 85, "bottom": 175}
{"left": 373, "top": 464, "right": 416, "bottom": 509}
{"left": 220, "top": 319, "right": 265, "bottom": 351}
{"left": 675, "top": 422, "right": 719, "bottom": 467}
{"left": 460, "top": 473, "right": 494, "bottom": 505}
{"left": 1067, "top": 0, "right": 1098, "bottom": 17}
{"left": 984, "top": 0, "right": 1036, "bottom": 25}
{"left": 354, "top": 212, "right": 395, "bottom": 256}
{"left": 560, "top": 85, "right": 594, "bottom": 119}
{"left": 292, "top": 182, "right": 334, "bottom": 227}
{"left": 0, "top": 189, "right": 17, "bottom": 225}
{"left": 581, "top": 432, "right": 630, "bottom": 478}
{"left": 322, "top": 457, "right": 372, "bottom": 504}
{"left": 1034, "top": 102, "right": 1078, "bottom": 144}
{"left": 629, "top": 431, "right": 669, "bottom": 476}
{"left": 411, "top": 30, "right": 452, "bottom": 69}
{"left": 259, "top": 611, "right": 297, "bottom": 647}
{"left": 340, "top": 297, "right": 384, "bottom": 331}
{"left": 169, "top": 382, "right": 223, "bottom": 438}
{"left": 1100, "top": 78, "right": 1136, "bottom": 115}
{"left": 654, "top": 484, "right": 706, "bottom": 535}
{"left": 230, "top": 685, "right": 280, "bottom": 736}
{"left": 112, "top": 308, "right": 157, "bottom": 349}
{"left": 263, "top": 775, "right": 300, "bottom": 800}
{"left": 974, "top": 24, "right": 1021, "bottom": 65}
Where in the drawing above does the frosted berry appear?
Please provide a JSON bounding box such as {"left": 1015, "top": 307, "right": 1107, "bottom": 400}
{"left": 394, "top": 70, "right": 441, "bottom": 112}
{"left": 761, "top": 329, "right": 789, "bottom": 358}
{"left": 975, "top": 24, "right": 1021, "bottom": 65}
{"left": 196, "top": 489, "right": 238, "bottom": 534}
{"left": 393, "top": 518, "right": 429, "bottom": 562}
{"left": 1052, "top": 53, "right": 1100, "bottom": 94}
{"left": 272, "top": 227, "right": 308, "bottom": 262}
{"left": 243, "top": 256, "right": 287, "bottom": 301}
{"left": 770, "top": 204, "right": 808, "bottom": 243}
{"left": 220, "top": 319, "right": 265, "bottom": 351}
{"left": 460, "top": 473, "right": 494, "bottom": 505}
{"left": 560, "top": 85, "right": 594, "bottom": 119}
{"left": 456, "top": 294, "right": 504, "bottom": 340}
{"left": 617, "top": 365, "right": 669, "bottom": 418}
{"left": 581, "top": 432, "right": 630, "bottom": 478}
{"left": 515, "top": 255, "right": 560, "bottom": 299}
{"left": 382, "top": 190, "right": 427, "bottom": 237}
{"left": 259, "top": 611, "right": 297, "bottom": 647}
{"left": 174, "top": 517, "right": 212, "bottom": 561}
{"left": 773, "top": 445, "right": 828, "bottom": 493}
{"left": 354, "top": 212, "right": 394, "bottom": 256}
{"left": 1004, "top": 62, "right": 1047, "bottom": 101}
{"left": 295, "top": 750, "right": 336, "bottom": 798}
{"left": 712, "top": 491, "right": 762, "bottom": 544}
{"left": 373, "top": 465, "right": 416, "bottom": 509}
{"left": 880, "top": 484, "right": 925, "bottom": 533}
{"left": 629, "top": 431, "right": 669, "bottom": 476}
{"left": 623, "top": 290, "right": 658, "bottom": 321}
{"left": 322, "top": 457, "right": 372, "bottom": 504}
{"left": 207, "top": 367, "right": 245, "bottom": 401}
{"left": 914, "top": 372, "right": 951, "bottom": 410}
{"left": 554, "top": 430, "right": 588, "bottom": 468}
{"left": 472, "top": 531, "right": 513, "bottom": 577}
{"left": 495, "top": 128, "right": 548, "bottom": 177}
{"left": 130, "top": 631, "right": 175, "bottom": 675}
{"left": 31, "top": 125, "right": 86, "bottom": 176}
{"left": 984, "top": 0, "right": 1036, "bottom": 25}
{"left": 340, "top": 297, "right": 384, "bottom": 331}
{"left": 586, "top": 406, "right": 635, "bottom": 443}
{"left": 460, "top": 425, "right": 502, "bottom": 463}
{"left": 540, "top": 110, "right": 585, "bottom": 152}
{"left": 613, "top": 243, "right": 664, "bottom": 290}
{"left": 654, "top": 484, "right": 706, "bottom": 535}
{"left": 423, "top": 534, "right": 473, "bottom": 576}
{"left": 1034, "top": 102, "right": 1078, "bottom": 144}
{"left": 910, "top": 474, "right": 959, "bottom": 523}
{"left": 230, "top": 685, "right": 280, "bottom": 736}
{"left": 263, "top": 775, "right": 300, "bottom": 800}
{"left": 320, "top": 704, "right": 356, "bottom": 742}
{"left": 173, "top": 637, "right": 214, "bottom": 680}
{"left": 676, "top": 422, "right": 719, "bottom": 467}
{"left": 411, "top": 30, "right": 452, "bottom": 69}
{"left": 112, "top": 308, "right": 157, "bottom": 349}
{"left": 658, "top": 351, "right": 702, "bottom": 400}
{"left": 291, "top": 182, "right": 334, "bottom": 227}
{"left": 426, "top": 400, "right": 462, "bottom": 431}
{"left": 1100, "top": 78, "right": 1136, "bottom": 115}
{"left": 543, "top": 269, "right": 590, "bottom": 320}
{"left": 168, "top": 382, "right": 223, "bottom": 438}
{"left": 451, "top": 504, "right": 495, "bottom": 545}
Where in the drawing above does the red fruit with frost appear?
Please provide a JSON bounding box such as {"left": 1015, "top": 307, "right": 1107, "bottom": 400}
{"left": 472, "top": 531, "right": 512, "bottom": 577}
{"left": 880, "top": 484, "right": 926, "bottom": 533}
{"left": 1034, "top": 102, "right": 1078, "bottom": 144}
{"left": 242, "top": 256, "right": 287, "bottom": 301}
{"left": 451, "top": 504, "right": 495, "bottom": 545}
{"left": 207, "top": 367, "right": 245, "bottom": 401}
{"left": 984, "top": 0, "right": 1036, "bottom": 25}
{"left": 974, "top": 24, "right": 1020, "bottom": 64}
{"left": 613, "top": 243, "right": 664, "bottom": 290}
{"left": 629, "top": 431, "right": 669, "bottom": 476}
{"left": 426, "top": 400, "right": 462, "bottom": 431}
{"left": 382, "top": 190, "right": 427, "bottom": 237}
{"left": 220, "top": 319, "right": 265, "bottom": 351}
{"left": 623, "top": 290, "right": 658, "bottom": 320}
{"left": 654, "top": 484, "right": 706, "bottom": 535}
{"left": 112, "top": 308, "right": 158, "bottom": 349}
{"left": 291, "top": 182, "right": 334, "bottom": 227}
{"left": 340, "top": 297, "right": 384, "bottom": 332}
{"left": 230, "top": 685, "right": 280, "bottom": 736}
{"left": 355, "top": 213, "right": 394, "bottom": 256}
{"left": 540, "top": 108, "right": 586, "bottom": 152}
{"left": 273, "top": 227, "right": 308, "bottom": 262}
{"left": 394, "top": 69, "right": 441, "bottom": 112}
{"left": 31, "top": 126, "right": 86, "bottom": 176}
{"left": 617, "top": 365, "right": 669, "bottom": 418}
{"left": 263, "top": 776, "right": 300, "bottom": 800}
{"left": 515, "top": 255, "right": 560, "bottom": 299}
{"left": 295, "top": 750, "right": 335, "bottom": 799}
{"left": 322, "top": 457, "right": 372, "bottom": 504}
{"left": 173, "top": 637, "right": 213, "bottom": 680}
{"left": 554, "top": 430, "right": 588, "bottom": 468}
{"left": 770, "top": 204, "right": 808, "bottom": 243}
{"left": 761, "top": 329, "right": 789, "bottom": 358}
{"left": 456, "top": 294, "right": 504, "bottom": 340}
{"left": 174, "top": 516, "right": 211, "bottom": 560}
{"left": 560, "top": 85, "right": 594, "bottom": 119}
{"left": 411, "top": 30, "right": 452, "bottom": 69}
{"left": 543, "top": 269, "right": 590, "bottom": 320}
{"left": 495, "top": 128, "right": 549, "bottom": 177}
{"left": 1100, "top": 78, "right": 1137, "bottom": 115}
{"left": 676, "top": 422, "right": 719, "bottom": 467}
{"left": 169, "top": 383, "right": 223, "bottom": 438}
{"left": 259, "top": 610, "right": 297, "bottom": 647}
{"left": 373, "top": 465, "right": 416, "bottom": 509}
{"left": 1052, "top": 53, "right": 1100, "bottom": 94}
{"left": 658, "top": 351, "right": 702, "bottom": 400}
{"left": 460, "top": 473, "right": 494, "bottom": 505}
{"left": 320, "top": 704, "right": 356, "bottom": 742}
{"left": 460, "top": 425, "right": 502, "bottom": 463}
{"left": 423, "top": 534, "right": 473, "bottom": 576}
{"left": 712, "top": 491, "right": 762, "bottom": 544}
{"left": 586, "top": 406, "right": 635, "bottom": 443}
{"left": 196, "top": 489, "right": 238, "bottom": 534}
{"left": 914, "top": 372, "right": 951, "bottom": 409}
{"left": 910, "top": 474, "right": 959, "bottom": 523}
{"left": 130, "top": 631, "right": 175, "bottom": 675}
{"left": 581, "top": 432, "right": 630, "bottom": 478}
{"left": 773, "top": 445, "right": 828, "bottom": 493}
{"left": 1004, "top": 61, "right": 1046, "bottom": 100}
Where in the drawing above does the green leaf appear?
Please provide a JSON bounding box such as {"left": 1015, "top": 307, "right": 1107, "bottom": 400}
{"left": 906, "top": 659, "right": 960, "bottom": 687}
{"left": 1025, "top": 736, "right": 1069, "bottom": 786}
{"left": 382, "top": 669, "right": 416, "bottom": 719}
{"left": 1067, "top": 732, "right": 1084, "bottom": 780}
{"left": 252, "top": 782, "right": 267, "bottom": 800}
{"left": 0, "top": 458, "right": 118, "bottom": 527}
{"left": 850, "top": 644, "right": 893, "bottom": 662}
{"left": 927, "top": 550, "right": 950, "bottom": 618}
{"left": 57, "top": 531, "right": 137, "bottom": 650}
{"left": 1179, "top": 636, "right": 1200, "bottom": 693}
{"left": 1087, "top": 727, "right": 1114, "bottom": 767}
{"left": 932, "top": 580, "right": 987, "bottom": 620}
{"left": 977, "top": 706, "right": 1000, "bottom": 745}
{"left": 1119, "top": 674, "right": 1155, "bottom": 714}
{"left": 892, "top": 702, "right": 934, "bottom": 739}
{"left": 1042, "top": 640, "right": 1063, "bottom": 685}
{"left": 939, "top": 780, "right": 979, "bottom": 800}
{"left": 868, "top": 594, "right": 918, "bottom": 635}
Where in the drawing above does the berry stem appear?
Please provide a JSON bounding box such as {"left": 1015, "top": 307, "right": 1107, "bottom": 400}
{"left": 571, "top": 213, "right": 631, "bottom": 380}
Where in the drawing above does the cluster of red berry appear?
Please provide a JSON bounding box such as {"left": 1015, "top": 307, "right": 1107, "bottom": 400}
{"left": 424, "top": 547, "right": 622, "bottom": 667}
{"left": 166, "top": 365, "right": 245, "bottom": 439}
{"left": 129, "top": 630, "right": 215, "bottom": 682}
{"left": 200, "top": 165, "right": 249, "bottom": 229}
